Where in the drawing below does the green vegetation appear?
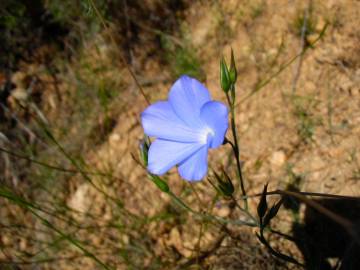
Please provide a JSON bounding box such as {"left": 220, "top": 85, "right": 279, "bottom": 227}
{"left": 161, "top": 27, "right": 205, "bottom": 80}
{"left": 291, "top": 95, "right": 322, "bottom": 143}
{"left": 291, "top": 5, "right": 318, "bottom": 46}
{"left": 1, "top": 1, "right": 360, "bottom": 269}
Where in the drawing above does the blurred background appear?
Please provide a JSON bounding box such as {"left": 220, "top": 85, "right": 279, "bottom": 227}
{"left": 1, "top": 0, "right": 360, "bottom": 269}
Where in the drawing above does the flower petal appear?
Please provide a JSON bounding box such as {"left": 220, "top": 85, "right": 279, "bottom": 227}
{"left": 178, "top": 145, "right": 208, "bottom": 181}
{"left": 200, "top": 101, "right": 229, "bottom": 148}
{"left": 141, "top": 101, "right": 204, "bottom": 142}
{"left": 168, "top": 75, "right": 211, "bottom": 127}
{"left": 148, "top": 139, "right": 203, "bottom": 175}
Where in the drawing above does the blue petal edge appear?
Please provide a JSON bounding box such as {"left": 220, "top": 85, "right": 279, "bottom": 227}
{"left": 178, "top": 145, "right": 208, "bottom": 181}
{"left": 200, "top": 101, "right": 229, "bottom": 148}
{"left": 147, "top": 139, "right": 203, "bottom": 175}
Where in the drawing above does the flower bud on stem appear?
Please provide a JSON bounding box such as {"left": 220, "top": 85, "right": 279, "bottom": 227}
{"left": 222, "top": 49, "right": 248, "bottom": 209}
{"left": 220, "top": 57, "right": 231, "bottom": 93}
{"left": 229, "top": 48, "right": 237, "bottom": 85}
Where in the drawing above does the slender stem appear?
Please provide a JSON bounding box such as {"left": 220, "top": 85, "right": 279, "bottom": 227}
{"left": 167, "top": 191, "right": 256, "bottom": 227}
{"left": 0, "top": 189, "right": 113, "bottom": 270}
{"left": 195, "top": 221, "right": 204, "bottom": 265}
{"left": 89, "top": 0, "right": 150, "bottom": 105}
{"left": 230, "top": 195, "right": 257, "bottom": 224}
{"left": 0, "top": 147, "right": 110, "bottom": 176}
{"left": 225, "top": 89, "right": 247, "bottom": 209}
{"left": 257, "top": 232, "right": 304, "bottom": 267}
{"left": 268, "top": 228, "right": 298, "bottom": 243}
{"left": 237, "top": 22, "right": 328, "bottom": 106}
{"left": 189, "top": 183, "right": 204, "bottom": 209}
{"left": 243, "top": 189, "right": 360, "bottom": 200}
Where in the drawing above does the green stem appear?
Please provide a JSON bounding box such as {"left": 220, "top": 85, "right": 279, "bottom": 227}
{"left": 230, "top": 195, "right": 257, "bottom": 224}
{"left": 0, "top": 188, "right": 113, "bottom": 270}
{"left": 225, "top": 88, "right": 248, "bottom": 209}
{"left": 168, "top": 191, "right": 256, "bottom": 227}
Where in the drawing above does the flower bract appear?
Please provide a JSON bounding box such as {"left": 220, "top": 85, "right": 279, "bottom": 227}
{"left": 141, "top": 75, "right": 228, "bottom": 181}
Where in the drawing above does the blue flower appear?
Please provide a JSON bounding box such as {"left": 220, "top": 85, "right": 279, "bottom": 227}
{"left": 141, "top": 75, "right": 228, "bottom": 181}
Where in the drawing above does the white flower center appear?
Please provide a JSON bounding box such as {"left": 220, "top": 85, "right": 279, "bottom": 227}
{"left": 199, "top": 127, "right": 215, "bottom": 145}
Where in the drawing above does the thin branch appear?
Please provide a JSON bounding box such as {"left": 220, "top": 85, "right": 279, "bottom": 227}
{"left": 0, "top": 147, "right": 110, "bottom": 176}
{"left": 88, "top": 0, "right": 150, "bottom": 105}
{"left": 175, "top": 233, "right": 226, "bottom": 269}
{"left": 237, "top": 22, "right": 328, "bottom": 105}
{"left": 291, "top": 2, "right": 311, "bottom": 93}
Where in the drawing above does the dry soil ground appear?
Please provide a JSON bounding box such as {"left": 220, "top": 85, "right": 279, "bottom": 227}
{"left": 1, "top": 0, "right": 360, "bottom": 269}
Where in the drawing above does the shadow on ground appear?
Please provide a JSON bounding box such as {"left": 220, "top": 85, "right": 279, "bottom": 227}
{"left": 289, "top": 196, "right": 360, "bottom": 269}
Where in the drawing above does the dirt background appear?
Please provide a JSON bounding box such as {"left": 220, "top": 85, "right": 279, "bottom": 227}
{"left": 1, "top": 0, "right": 360, "bottom": 269}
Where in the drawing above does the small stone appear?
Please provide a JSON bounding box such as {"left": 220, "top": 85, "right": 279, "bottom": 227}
{"left": 19, "top": 238, "right": 27, "bottom": 250}
{"left": 11, "top": 88, "right": 28, "bottom": 102}
{"left": 167, "top": 227, "right": 181, "bottom": 248}
{"left": 216, "top": 205, "right": 230, "bottom": 217}
{"left": 67, "top": 183, "right": 91, "bottom": 220}
{"left": 2, "top": 235, "right": 10, "bottom": 245}
{"left": 271, "top": 151, "right": 286, "bottom": 167}
{"left": 109, "top": 133, "right": 120, "bottom": 145}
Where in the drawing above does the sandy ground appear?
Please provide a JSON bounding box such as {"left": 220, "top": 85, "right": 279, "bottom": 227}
{"left": 1, "top": 0, "right": 359, "bottom": 269}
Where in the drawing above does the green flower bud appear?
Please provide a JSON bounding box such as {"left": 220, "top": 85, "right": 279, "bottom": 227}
{"left": 139, "top": 136, "right": 150, "bottom": 166}
{"left": 150, "top": 175, "right": 170, "bottom": 193}
{"left": 229, "top": 48, "right": 237, "bottom": 84}
{"left": 213, "top": 171, "right": 234, "bottom": 197}
{"left": 220, "top": 57, "right": 231, "bottom": 93}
